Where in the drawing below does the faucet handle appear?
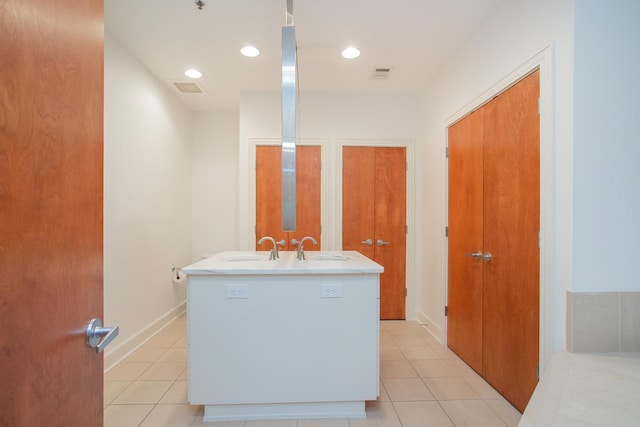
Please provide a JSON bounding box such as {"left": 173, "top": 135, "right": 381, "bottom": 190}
{"left": 291, "top": 238, "right": 300, "bottom": 246}
{"left": 276, "top": 239, "right": 286, "bottom": 247}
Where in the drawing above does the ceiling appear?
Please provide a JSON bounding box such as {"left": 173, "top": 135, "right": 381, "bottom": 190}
{"left": 104, "top": 0, "right": 504, "bottom": 112}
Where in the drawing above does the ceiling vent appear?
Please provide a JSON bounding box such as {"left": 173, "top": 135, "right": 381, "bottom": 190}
{"left": 173, "top": 82, "right": 203, "bottom": 93}
{"left": 370, "top": 66, "right": 393, "bottom": 80}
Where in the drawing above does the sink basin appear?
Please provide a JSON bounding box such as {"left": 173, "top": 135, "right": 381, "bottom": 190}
{"left": 222, "top": 254, "right": 269, "bottom": 262}
{"left": 311, "top": 254, "right": 352, "bottom": 261}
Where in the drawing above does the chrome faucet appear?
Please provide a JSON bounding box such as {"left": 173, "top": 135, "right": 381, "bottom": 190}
{"left": 292, "top": 236, "right": 317, "bottom": 260}
{"left": 257, "top": 236, "right": 279, "bottom": 260}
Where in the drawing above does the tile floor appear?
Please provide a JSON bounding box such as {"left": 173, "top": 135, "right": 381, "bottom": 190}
{"left": 104, "top": 315, "right": 521, "bottom": 427}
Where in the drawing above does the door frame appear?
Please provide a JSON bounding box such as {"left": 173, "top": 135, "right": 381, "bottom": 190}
{"left": 443, "top": 46, "right": 555, "bottom": 373}
{"left": 337, "top": 139, "right": 415, "bottom": 320}
{"left": 248, "top": 138, "right": 329, "bottom": 248}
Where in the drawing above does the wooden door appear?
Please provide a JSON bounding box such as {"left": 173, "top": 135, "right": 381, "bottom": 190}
{"left": 0, "top": 0, "right": 104, "bottom": 425}
{"left": 256, "top": 145, "right": 321, "bottom": 250}
{"left": 343, "top": 147, "right": 406, "bottom": 319}
{"left": 482, "top": 70, "right": 540, "bottom": 412}
{"left": 447, "top": 108, "right": 484, "bottom": 374}
{"left": 446, "top": 70, "right": 539, "bottom": 413}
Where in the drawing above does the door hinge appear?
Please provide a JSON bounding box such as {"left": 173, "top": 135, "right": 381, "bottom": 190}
{"left": 537, "top": 364, "right": 540, "bottom": 379}
{"left": 538, "top": 230, "right": 541, "bottom": 248}
{"left": 444, "top": 306, "right": 448, "bottom": 316}
{"left": 405, "top": 288, "right": 407, "bottom": 297}
{"left": 538, "top": 98, "right": 541, "bottom": 115}
{"left": 445, "top": 226, "right": 448, "bottom": 237}
{"left": 406, "top": 225, "right": 408, "bottom": 234}
{"left": 446, "top": 146, "right": 449, "bottom": 158}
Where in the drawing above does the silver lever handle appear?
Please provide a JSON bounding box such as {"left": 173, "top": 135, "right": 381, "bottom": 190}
{"left": 86, "top": 318, "right": 119, "bottom": 354}
{"left": 291, "top": 238, "right": 299, "bottom": 246}
{"left": 361, "top": 238, "right": 373, "bottom": 246}
{"left": 276, "top": 239, "right": 286, "bottom": 247}
{"left": 465, "top": 251, "right": 483, "bottom": 259}
{"left": 482, "top": 252, "right": 492, "bottom": 262}
{"left": 376, "top": 239, "right": 391, "bottom": 246}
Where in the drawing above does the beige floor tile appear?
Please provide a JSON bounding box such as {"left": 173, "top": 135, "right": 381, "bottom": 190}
{"left": 159, "top": 380, "right": 189, "bottom": 404}
{"left": 178, "top": 368, "right": 188, "bottom": 380}
{"left": 400, "top": 345, "right": 440, "bottom": 360}
{"left": 125, "top": 347, "right": 167, "bottom": 363}
{"left": 392, "top": 334, "right": 428, "bottom": 347}
{"left": 145, "top": 331, "right": 183, "bottom": 348}
{"left": 104, "top": 380, "right": 131, "bottom": 404}
{"left": 380, "top": 346, "right": 406, "bottom": 360}
{"left": 104, "top": 404, "right": 154, "bottom": 427}
{"left": 297, "top": 418, "right": 350, "bottom": 426}
{"left": 105, "top": 362, "right": 150, "bottom": 381}
{"left": 393, "top": 401, "right": 455, "bottom": 427}
{"left": 173, "top": 335, "right": 188, "bottom": 347}
{"left": 349, "top": 401, "right": 401, "bottom": 427}
{"left": 245, "top": 419, "right": 297, "bottom": 426}
{"left": 382, "top": 320, "right": 418, "bottom": 335}
{"left": 445, "top": 357, "right": 478, "bottom": 377}
{"left": 382, "top": 378, "right": 435, "bottom": 401}
{"left": 137, "top": 361, "right": 186, "bottom": 380}
{"left": 113, "top": 380, "right": 174, "bottom": 404}
{"left": 411, "top": 359, "right": 458, "bottom": 378}
{"left": 378, "top": 381, "right": 391, "bottom": 401}
{"left": 380, "top": 359, "right": 418, "bottom": 378}
{"left": 461, "top": 374, "right": 504, "bottom": 399}
{"left": 380, "top": 334, "right": 397, "bottom": 347}
{"left": 485, "top": 399, "right": 522, "bottom": 427}
{"left": 432, "top": 344, "right": 460, "bottom": 360}
{"left": 192, "top": 418, "right": 244, "bottom": 427}
{"left": 440, "top": 400, "right": 509, "bottom": 427}
{"left": 158, "top": 347, "right": 187, "bottom": 362}
{"left": 139, "top": 404, "right": 199, "bottom": 427}
{"left": 424, "top": 377, "right": 481, "bottom": 400}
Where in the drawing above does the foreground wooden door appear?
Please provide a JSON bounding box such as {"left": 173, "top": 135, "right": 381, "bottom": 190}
{"left": 0, "top": 1, "right": 105, "bottom": 425}
{"left": 482, "top": 70, "right": 540, "bottom": 412}
{"left": 447, "top": 108, "right": 484, "bottom": 374}
{"left": 256, "top": 145, "right": 321, "bottom": 250}
{"left": 447, "top": 70, "right": 539, "bottom": 412}
{"left": 343, "top": 147, "right": 406, "bottom": 319}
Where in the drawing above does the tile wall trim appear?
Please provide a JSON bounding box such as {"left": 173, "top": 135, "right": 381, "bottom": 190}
{"left": 567, "top": 291, "right": 640, "bottom": 353}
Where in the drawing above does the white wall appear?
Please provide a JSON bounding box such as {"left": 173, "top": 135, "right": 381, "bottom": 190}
{"left": 104, "top": 34, "right": 193, "bottom": 367}
{"left": 417, "top": 0, "right": 575, "bottom": 351}
{"left": 191, "top": 112, "right": 240, "bottom": 259}
{"left": 572, "top": 0, "right": 640, "bottom": 292}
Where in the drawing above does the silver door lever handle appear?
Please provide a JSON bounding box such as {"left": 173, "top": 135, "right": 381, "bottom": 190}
{"left": 86, "top": 318, "right": 119, "bottom": 354}
{"left": 377, "top": 239, "right": 391, "bottom": 246}
{"left": 482, "top": 252, "right": 492, "bottom": 262}
{"left": 465, "top": 251, "right": 483, "bottom": 259}
{"left": 361, "top": 239, "right": 373, "bottom": 246}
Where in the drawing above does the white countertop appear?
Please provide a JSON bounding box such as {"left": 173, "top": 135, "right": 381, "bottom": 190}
{"left": 519, "top": 351, "right": 640, "bottom": 426}
{"left": 182, "top": 250, "right": 384, "bottom": 275}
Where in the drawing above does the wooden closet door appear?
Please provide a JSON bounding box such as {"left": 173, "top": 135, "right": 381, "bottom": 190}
{"left": 342, "top": 147, "right": 375, "bottom": 260}
{"left": 374, "top": 148, "right": 406, "bottom": 320}
{"left": 447, "top": 108, "right": 484, "bottom": 374}
{"left": 343, "top": 146, "right": 406, "bottom": 319}
{"left": 256, "top": 145, "right": 321, "bottom": 250}
{"left": 482, "top": 70, "right": 540, "bottom": 412}
{"left": 256, "top": 146, "right": 288, "bottom": 248}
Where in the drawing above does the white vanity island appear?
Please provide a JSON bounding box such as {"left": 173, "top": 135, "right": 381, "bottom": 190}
{"left": 181, "top": 250, "right": 383, "bottom": 422}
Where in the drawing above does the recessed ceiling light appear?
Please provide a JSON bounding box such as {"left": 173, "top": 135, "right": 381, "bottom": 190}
{"left": 240, "top": 45, "right": 260, "bottom": 57}
{"left": 184, "top": 68, "right": 203, "bottom": 79}
{"left": 341, "top": 47, "right": 360, "bottom": 59}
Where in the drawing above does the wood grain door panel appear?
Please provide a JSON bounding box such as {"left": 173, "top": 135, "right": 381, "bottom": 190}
{"left": 342, "top": 147, "right": 375, "bottom": 260}
{"left": 447, "top": 108, "right": 484, "bottom": 374}
{"left": 482, "top": 70, "right": 540, "bottom": 412}
{"left": 0, "top": 0, "right": 104, "bottom": 425}
{"left": 291, "top": 146, "right": 321, "bottom": 246}
{"left": 343, "top": 146, "right": 406, "bottom": 319}
{"left": 374, "top": 148, "right": 406, "bottom": 320}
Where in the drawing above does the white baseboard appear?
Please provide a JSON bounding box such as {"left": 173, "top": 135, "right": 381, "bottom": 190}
{"left": 104, "top": 302, "right": 186, "bottom": 372}
{"left": 414, "top": 309, "right": 444, "bottom": 344}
